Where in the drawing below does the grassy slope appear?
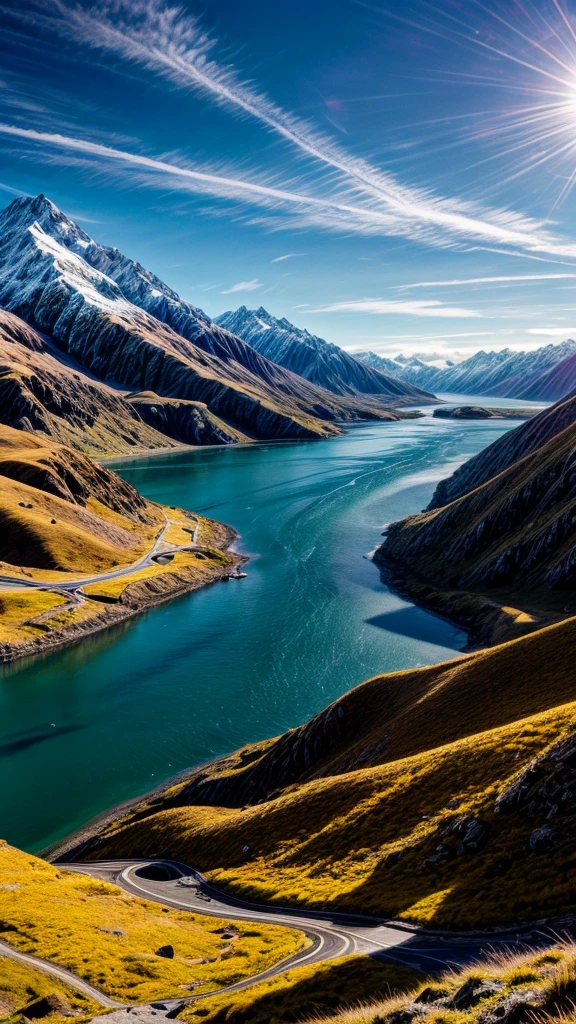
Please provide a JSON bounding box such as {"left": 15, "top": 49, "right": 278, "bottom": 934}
{"left": 0, "top": 844, "right": 308, "bottom": 1005}
{"left": 376, "top": 395, "right": 576, "bottom": 645}
{"left": 182, "top": 941, "right": 576, "bottom": 1024}
{"left": 183, "top": 957, "right": 422, "bottom": 1024}
{"left": 308, "top": 943, "right": 576, "bottom": 1024}
{"left": 83, "top": 616, "right": 576, "bottom": 929}
{"left": 0, "top": 955, "right": 100, "bottom": 1024}
{"left": 0, "top": 426, "right": 235, "bottom": 654}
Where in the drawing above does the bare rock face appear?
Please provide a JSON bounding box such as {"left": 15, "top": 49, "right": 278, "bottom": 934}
{"left": 448, "top": 978, "right": 505, "bottom": 1010}
{"left": 90, "top": 1006, "right": 183, "bottom": 1024}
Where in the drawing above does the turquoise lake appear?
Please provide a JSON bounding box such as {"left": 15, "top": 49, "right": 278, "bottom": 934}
{"left": 0, "top": 400, "right": 535, "bottom": 852}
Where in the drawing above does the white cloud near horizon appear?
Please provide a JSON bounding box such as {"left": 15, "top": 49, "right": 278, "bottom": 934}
{"left": 525, "top": 326, "right": 576, "bottom": 336}
{"left": 12, "top": 0, "right": 576, "bottom": 260}
{"left": 221, "top": 279, "right": 261, "bottom": 294}
{"left": 307, "top": 298, "right": 483, "bottom": 318}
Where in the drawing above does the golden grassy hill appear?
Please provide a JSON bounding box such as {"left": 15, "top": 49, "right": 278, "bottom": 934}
{"left": 200, "top": 940, "right": 576, "bottom": 1024}
{"left": 183, "top": 956, "right": 422, "bottom": 1024}
{"left": 0, "top": 424, "right": 161, "bottom": 573}
{"left": 0, "top": 954, "right": 100, "bottom": 1024}
{"left": 0, "top": 843, "right": 307, "bottom": 1006}
{"left": 183, "top": 941, "right": 576, "bottom": 1024}
{"left": 0, "top": 425, "right": 237, "bottom": 660}
{"left": 69, "top": 616, "right": 576, "bottom": 930}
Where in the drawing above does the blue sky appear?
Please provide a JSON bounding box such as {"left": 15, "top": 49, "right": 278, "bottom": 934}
{"left": 2, "top": 0, "right": 576, "bottom": 357}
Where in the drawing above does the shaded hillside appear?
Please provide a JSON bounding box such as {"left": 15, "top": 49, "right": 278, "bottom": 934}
{"left": 370, "top": 389, "right": 576, "bottom": 645}
{"left": 381, "top": 421, "right": 576, "bottom": 596}
{"left": 63, "top": 617, "right": 576, "bottom": 929}
{"left": 0, "top": 308, "right": 193, "bottom": 455}
{"left": 215, "top": 306, "right": 432, "bottom": 401}
{"left": 0, "top": 195, "right": 408, "bottom": 447}
{"left": 430, "top": 392, "right": 576, "bottom": 508}
{"left": 512, "top": 351, "right": 576, "bottom": 402}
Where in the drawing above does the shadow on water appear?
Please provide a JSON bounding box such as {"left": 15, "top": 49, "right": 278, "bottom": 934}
{"left": 366, "top": 607, "right": 463, "bottom": 649}
{"left": 0, "top": 724, "right": 84, "bottom": 757}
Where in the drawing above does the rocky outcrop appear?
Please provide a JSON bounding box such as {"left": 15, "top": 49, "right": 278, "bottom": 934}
{"left": 215, "top": 306, "right": 433, "bottom": 401}
{"left": 127, "top": 393, "right": 249, "bottom": 446}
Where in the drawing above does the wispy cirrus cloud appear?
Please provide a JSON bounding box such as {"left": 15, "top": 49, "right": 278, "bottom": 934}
{"left": 0, "top": 180, "right": 27, "bottom": 197}
{"left": 8, "top": 0, "right": 576, "bottom": 260}
{"left": 221, "top": 279, "right": 261, "bottom": 294}
{"left": 271, "top": 253, "right": 307, "bottom": 263}
{"left": 306, "top": 299, "right": 483, "bottom": 318}
{"left": 397, "top": 273, "right": 576, "bottom": 289}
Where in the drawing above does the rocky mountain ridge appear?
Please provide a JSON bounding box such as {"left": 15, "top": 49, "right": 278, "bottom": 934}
{"left": 357, "top": 341, "right": 576, "bottom": 402}
{"left": 215, "top": 305, "right": 433, "bottom": 400}
{"left": 0, "top": 195, "right": 411, "bottom": 452}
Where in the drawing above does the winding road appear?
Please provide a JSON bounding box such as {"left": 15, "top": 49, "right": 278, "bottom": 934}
{"left": 0, "top": 857, "right": 554, "bottom": 1018}
{"left": 0, "top": 515, "right": 199, "bottom": 597}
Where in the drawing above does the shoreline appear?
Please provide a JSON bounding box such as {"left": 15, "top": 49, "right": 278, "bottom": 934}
{"left": 44, "top": 752, "right": 223, "bottom": 863}
{"left": 0, "top": 525, "right": 246, "bottom": 668}
{"left": 99, "top": 408, "right": 431, "bottom": 467}
{"left": 373, "top": 546, "right": 558, "bottom": 649}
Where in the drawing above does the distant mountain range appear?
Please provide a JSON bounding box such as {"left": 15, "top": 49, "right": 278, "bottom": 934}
{"left": 0, "top": 195, "right": 425, "bottom": 457}
{"left": 215, "top": 305, "right": 431, "bottom": 401}
{"left": 357, "top": 341, "right": 576, "bottom": 402}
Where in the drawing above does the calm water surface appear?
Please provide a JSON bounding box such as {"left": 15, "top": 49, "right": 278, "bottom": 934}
{"left": 0, "top": 401, "right": 532, "bottom": 851}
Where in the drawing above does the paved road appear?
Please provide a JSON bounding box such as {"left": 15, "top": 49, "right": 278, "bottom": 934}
{"left": 0, "top": 938, "right": 122, "bottom": 1009}
{"left": 53, "top": 859, "right": 556, "bottom": 1011}
{"left": 0, "top": 515, "right": 199, "bottom": 595}
{"left": 0, "top": 857, "right": 559, "bottom": 1018}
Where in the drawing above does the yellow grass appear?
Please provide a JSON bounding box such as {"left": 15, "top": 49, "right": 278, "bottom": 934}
{"left": 0, "top": 844, "right": 309, "bottom": 1005}
{"left": 182, "top": 956, "right": 422, "bottom": 1024}
{"left": 307, "top": 943, "right": 576, "bottom": 1024}
{"left": 0, "top": 591, "right": 67, "bottom": 643}
{"left": 0, "top": 955, "right": 99, "bottom": 1023}
{"left": 82, "top": 549, "right": 232, "bottom": 601}
{"left": 86, "top": 616, "right": 576, "bottom": 929}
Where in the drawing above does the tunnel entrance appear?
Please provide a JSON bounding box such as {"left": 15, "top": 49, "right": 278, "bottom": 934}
{"left": 135, "top": 863, "right": 180, "bottom": 881}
